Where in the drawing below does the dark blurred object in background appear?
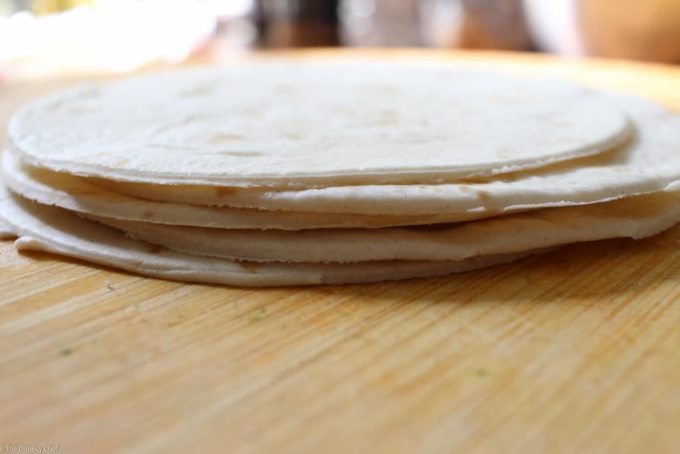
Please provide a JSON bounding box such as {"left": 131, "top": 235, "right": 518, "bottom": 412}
{"left": 340, "top": 0, "right": 423, "bottom": 46}
{"left": 454, "top": 0, "right": 532, "bottom": 50}
{"left": 258, "top": 0, "right": 340, "bottom": 47}
{"left": 341, "top": 0, "right": 531, "bottom": 50}
{"left": 420, "top": 0, "right": 532, "bottom": 50}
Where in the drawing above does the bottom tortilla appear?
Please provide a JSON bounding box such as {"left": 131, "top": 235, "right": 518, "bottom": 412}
{"left": 0, "top": 185, "right": 544, "bottom": 287}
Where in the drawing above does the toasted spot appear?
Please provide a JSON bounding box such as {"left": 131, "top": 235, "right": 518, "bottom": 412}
{"left": 458, "top": 185, "right": 492, "bottom": 204}
{"left": 215, "top": 186, "right": 238, "bottom": 197}
{"left": 458, "top": 176, "right": 494, "bottom": 185}
{"left": 220, "top": 150, "right": 264, "bottom": 157}
{"left": 476, "top": 189, "right": 492, "bottom": 204}
{"left": 238, "top": 260, "right": 261, "bottom": 273}
{"left": 146, "top": 243, "right": 163, "bottom": 254}
{"left": 210, "top": 133, "right": 244, "bottom": 143}
{"left": 142, "top": 210, "right": 154, "bottom": 220}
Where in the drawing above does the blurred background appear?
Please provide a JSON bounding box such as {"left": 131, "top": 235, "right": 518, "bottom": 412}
{"left": 2, "top": 0, "right": 680, "bottom": 81}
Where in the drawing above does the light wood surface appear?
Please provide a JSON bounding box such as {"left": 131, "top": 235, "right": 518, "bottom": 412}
{"left": 2, "top": 50, "right": 680, "bottom": 454}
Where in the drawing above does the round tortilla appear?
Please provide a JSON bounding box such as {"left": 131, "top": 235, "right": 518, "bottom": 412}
{"left": 1, "top": 151, "right": 496, "bottom": 230}
{"left": 97, "top": 94, "right": 680, "bottom": 215}
{"left": 8, "top": 60, "right": 630, "bottom": 187}
{"left": 87, "top": 192, "right": 680, "bottom": 263}
{"left": 0, "top": 185, "right": 541, "bottom": 287}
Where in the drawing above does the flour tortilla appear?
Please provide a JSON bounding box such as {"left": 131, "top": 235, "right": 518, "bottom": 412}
{"left": 0, "top": 185, "right": 542, "bottom": 287}
{"left": 90, "top": 191, "right": 680, "bottom": 263}
{"left": 8, "top": 60, "right": 630, "bottom": 187}
{"left": 99, "top": 94, "right": 680, "bottom": 215}
{"left": 0, "top": 218, "right": 13, "bottom": 239}
{"left": 0, "top": 151, "right": 500, "bottom": 229}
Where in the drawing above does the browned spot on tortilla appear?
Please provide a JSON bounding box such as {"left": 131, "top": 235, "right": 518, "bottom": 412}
{"left": 114, "top": 158, "right": 130, "bottom": 167}
{"left": 215, "top": 186, "right": 238, "bottom": 197}
{"left": 210, "top": 132, "right": 244, "bottom": 143}
{"left": 459, "top": 185, "right": 492, "bottom": 205}
{"left": 238, "top": 261, "right": 261, "bottom": 273}
{"left": 285, "top": 132, "right": 303, "bottom": 140}
{"left": 142, "top": 210, "right": 154, "bottom": 220}
{"left": 220, "top": 150, "right": 264, "bottom": 157}
{"left": 457, "top": 176, "right": 494, "bottom": 185}
{"left": 476, "top": 189, "right": 491, "bottom": 205}
{"left": 146, "top": 243, "right": 163, "bottom": 254}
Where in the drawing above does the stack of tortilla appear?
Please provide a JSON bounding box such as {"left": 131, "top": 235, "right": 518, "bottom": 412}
{"left": 2, "top": 59, "right": 680, "bottom": 286}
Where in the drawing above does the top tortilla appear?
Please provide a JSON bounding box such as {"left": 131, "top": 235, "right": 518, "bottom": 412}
{"left": 93, "top": 93, "right": 680, "bottom": 216}
{"left": 8, "top": 60, "right": 630, "bottom": 188}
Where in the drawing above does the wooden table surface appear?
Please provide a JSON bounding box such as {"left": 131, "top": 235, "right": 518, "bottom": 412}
{"left": 2, "top": 50, "right": 680, "bottom": 454}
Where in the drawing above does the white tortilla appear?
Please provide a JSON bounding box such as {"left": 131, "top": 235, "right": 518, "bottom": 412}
{"left": 0, "top": 185, "right": 541, "bottom": 287}
{"left": 8, "top": 60, "right": 630, "bottom": 187}
{"left": 98, "top": 94, "right": 680, "bottom": 215}
{"left": 0, "top": 218, "right": 13, "bottom": 239}
{"left": 90, "top": 192, "right": 680, "bottom": 263}
{"left": 0, "top": 151, "right": 500, "bottom": 229}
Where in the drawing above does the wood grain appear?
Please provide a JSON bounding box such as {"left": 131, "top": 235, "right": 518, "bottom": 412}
{"left": 2, "top": 50, "right": 680, "bottom": 454}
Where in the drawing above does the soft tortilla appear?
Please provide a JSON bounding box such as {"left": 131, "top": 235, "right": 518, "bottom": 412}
{"left": 89, "top": 192, "right": 680, "bottom": 263}
{"left": 8, "top": 60, "right": 630, "bottom": 187}
{"left": 0, "top": 151, "right": 500, "bottom": 230}
{"left": 0, "top": 185, "right": 542, "bottom": 287}
{"left": 97, "top": 94, "right": 680, "bottom": 215}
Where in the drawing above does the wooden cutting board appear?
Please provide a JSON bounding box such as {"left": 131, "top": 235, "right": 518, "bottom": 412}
{"left": 2, "top": 50, "right": 680, "bottom": 454}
